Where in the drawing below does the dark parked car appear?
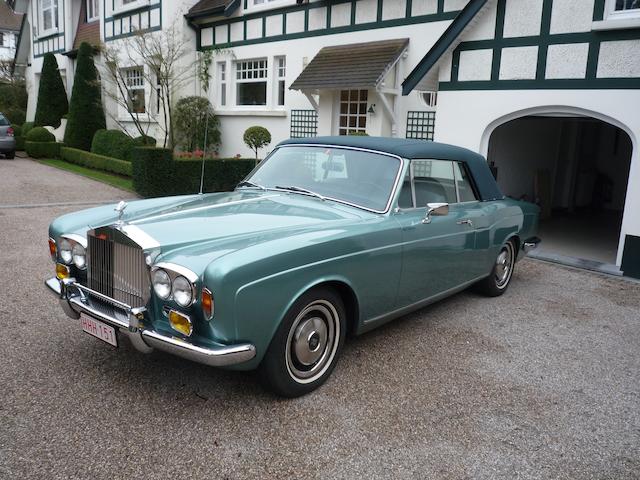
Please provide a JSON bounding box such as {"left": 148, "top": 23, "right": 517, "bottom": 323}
{"left": 0, "top": 113, "right": 16, "bottom": 159}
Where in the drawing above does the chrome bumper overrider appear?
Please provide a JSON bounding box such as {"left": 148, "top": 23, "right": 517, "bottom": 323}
{"left": 45, "top": 277, "right": 256, "bottom": 367}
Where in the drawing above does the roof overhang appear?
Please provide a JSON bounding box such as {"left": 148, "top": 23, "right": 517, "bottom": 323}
{"left": 290, "top": 38, "right": 409, "bottom": 92}
{"left": 185, "top": 0, "right": 241, "bottom": 21}
{"left": 401, "top": 0, "right": 494, "bottom": 95}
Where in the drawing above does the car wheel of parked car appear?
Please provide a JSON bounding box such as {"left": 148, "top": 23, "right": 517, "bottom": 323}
{"left": 259, "top": 287, "right": 346, "bottom": 397}
{"left": 5, "top": 151, "right": 15, "bottom": 159}
{"left": 475, "top": 239, "right": 516, "bottom": 297}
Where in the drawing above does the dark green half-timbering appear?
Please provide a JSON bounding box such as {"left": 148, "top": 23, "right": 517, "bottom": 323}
{"left": 31, "top": 1, "right": 65, "bottom": 58}
{"left": 103, "top": 0, "right": 162, "bottom": 42}
{"left": 196, "top": 0, "right": 464, "bottom": 50}
{"left": 441, "top": 0, "right": 640, "bottom": 90}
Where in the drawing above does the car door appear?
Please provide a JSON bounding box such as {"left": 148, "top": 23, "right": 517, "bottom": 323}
{"left": 393, "top": 159, "right": 481, "bottom": 307}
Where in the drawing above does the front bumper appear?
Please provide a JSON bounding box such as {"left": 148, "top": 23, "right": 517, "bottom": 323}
{"left": 45, "top": 277, "right": 256, "bottom": 367}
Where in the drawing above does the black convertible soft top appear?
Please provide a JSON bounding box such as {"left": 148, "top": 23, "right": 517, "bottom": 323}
{"left": 278, "top": 136, "right": 504, "bottom": 202}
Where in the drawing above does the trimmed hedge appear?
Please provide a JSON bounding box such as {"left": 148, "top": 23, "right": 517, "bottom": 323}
{"left": 22, "top": 121, "right": 34, "bottom": 137}
{"left": 132, "top": 147, "right": 254, "bottom": 198}
{"left": 91, "top": 129, "right": 133, "bottom": 161}
{"left": 26, "top": 141, "right": 62, "bottom": 159}
{"left": 15, "top": 136, "right": 25, "bottom": 151}
{"left": 26, "top": 126, "right": 56, "bottom": 142}
{"left": 61, "top": 147, "right": 132, "bottom": 176}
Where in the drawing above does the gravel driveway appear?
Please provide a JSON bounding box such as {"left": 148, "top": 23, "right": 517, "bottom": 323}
{"left": 1, "top": 158, "right": 638, "bottom": 479}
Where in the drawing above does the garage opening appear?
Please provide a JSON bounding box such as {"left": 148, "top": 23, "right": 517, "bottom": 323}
{"left": 487, "top": 115, "right": 632, "bottom": 272}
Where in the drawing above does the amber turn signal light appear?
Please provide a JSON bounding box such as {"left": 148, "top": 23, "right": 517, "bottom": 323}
{"left": 48, "top": 238, "right": 57, "bottom": 260}
{"left": 169, "top": 310, "right": 193, "bottom": 337}
{"left": 201, "top": 288, "right": 214, "bottom": 320}
{"left": 56, "top": 263, "right": 70, "bottom": 280}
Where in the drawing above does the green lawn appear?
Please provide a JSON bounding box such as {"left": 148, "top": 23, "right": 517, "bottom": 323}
{"left": 36, "top": 158, "right": 134, "bottom": 192}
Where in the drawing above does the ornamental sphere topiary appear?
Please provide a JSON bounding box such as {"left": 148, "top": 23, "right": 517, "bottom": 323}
{"left": 64, "top": 42, "right": 106, "bottom": 151}
{"left": 34, "top": 53, "right": 68, "bottom": 128}
{"left": 243, "top": 126, "right": 271, "bottom": 161}
{"left": 26, "top": 126, "right": 56, "bottom": 142}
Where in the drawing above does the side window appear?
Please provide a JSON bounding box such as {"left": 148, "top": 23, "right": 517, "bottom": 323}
{"left": 412, "top": 159, "right": 457, "bottom": 206}
{"left": 453, "top": 162, "right": 478, "bottom": 202}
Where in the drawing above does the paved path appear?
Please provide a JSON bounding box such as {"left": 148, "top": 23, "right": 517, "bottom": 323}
{"left": 1, "top": 158, "right": 639, "bottom": 479}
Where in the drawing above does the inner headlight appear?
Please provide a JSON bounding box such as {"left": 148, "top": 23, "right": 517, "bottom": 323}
{"left": 72, "top": 243, "right": 86, "bottom": 269}
{"left": 152, "top": 269, "right": 171, "bottom": 299}
{"left": 59, "top": 238, "right": 72, "bottom": 264}
{"left": 172, "top": 275, "right": 193, "bottom": 307}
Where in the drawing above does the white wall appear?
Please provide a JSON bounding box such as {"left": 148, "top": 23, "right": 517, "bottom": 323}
{"left": 434, "top": 89, "right": 640, "bottom": 266}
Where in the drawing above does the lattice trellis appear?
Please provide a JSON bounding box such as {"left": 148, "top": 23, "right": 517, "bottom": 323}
{"left": 406, "top": 111, "right": 436, "bottom": 141}
{"left": 290, "top": 110, "right": 318, "bottom": 138}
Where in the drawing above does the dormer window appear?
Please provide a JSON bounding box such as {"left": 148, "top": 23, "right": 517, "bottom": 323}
{"left": 86, "top": 0, "right": 99, "bottom": 22}
{"left": 39, "top": 0, "right": 59, "bottom": 36}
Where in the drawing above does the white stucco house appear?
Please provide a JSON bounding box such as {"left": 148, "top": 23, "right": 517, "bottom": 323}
{"left": 13, "top": 0, "right": 640, "bottom": 278}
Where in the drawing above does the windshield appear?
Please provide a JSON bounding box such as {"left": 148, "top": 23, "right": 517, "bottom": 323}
{"left": 245, "top": 146, "right": 401, "bottom": 212}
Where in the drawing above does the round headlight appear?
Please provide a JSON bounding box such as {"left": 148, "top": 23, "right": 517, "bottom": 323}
{"left": 72, "top": 243, "right": 86, "bottom": 269}
{"left": 152, "top": 269, "right": 171, "bottom": 299}
{"left": 59, "top": 238, "right": 72, "bottom": 264}
{"left": 172, "top": 275, "right": 193, "bottom": 307}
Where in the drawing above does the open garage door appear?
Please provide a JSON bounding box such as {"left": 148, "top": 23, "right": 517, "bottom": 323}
{"left": 487, "top": 115, "right": 632, "bottom": 274}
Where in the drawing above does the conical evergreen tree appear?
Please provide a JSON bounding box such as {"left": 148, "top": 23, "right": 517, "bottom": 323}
{"left": 64, "top": 42, "right": 106, "bottom": 150}
{"left": 34, "top": 53, "right": 68, "bottom": 128}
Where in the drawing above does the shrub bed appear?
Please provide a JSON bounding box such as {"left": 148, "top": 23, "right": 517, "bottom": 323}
{"left": 132, "top": 147, "right": 254, "bottom": 198}
{"left": 15, "top": 136, "right": 25, "bottom": 151}
{"left": 26, "top": 126, "right": 56, "bottom": 142}
{"left": 91, "top": 129, "right": 133, "bottom": 161}
{"left": 60, "top": 147, "right": 132, "bottom": 176}
{"left": 26, "top": 141, "right": 62, "bottom": 159}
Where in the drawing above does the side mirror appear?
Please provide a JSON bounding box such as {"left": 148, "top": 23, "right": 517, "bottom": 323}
{"left": 422, "top": 202, "right": 449, "bottom": 224}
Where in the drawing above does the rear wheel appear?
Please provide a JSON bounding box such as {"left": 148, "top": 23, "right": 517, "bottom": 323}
{"left": 259, "top": 287, "right": 346, "bottom": 397}
{"left": 5, "top": 151, "right": 15, "bottom": 159}
{"left": 475, "top": 239, "right": 516, "bottom": 297}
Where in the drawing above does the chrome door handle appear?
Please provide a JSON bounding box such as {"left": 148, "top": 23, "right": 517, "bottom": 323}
{"left": 457, "top": 219, "right": 473, "bottom": 226}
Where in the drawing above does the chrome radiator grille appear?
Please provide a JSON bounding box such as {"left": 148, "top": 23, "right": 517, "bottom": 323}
{"left": 87, "top": 231, "right": 149, "bottom": 308}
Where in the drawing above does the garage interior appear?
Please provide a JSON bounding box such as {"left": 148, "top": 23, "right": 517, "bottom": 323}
{"left": 487, "top": 115, "right": 632, "bottom": 272}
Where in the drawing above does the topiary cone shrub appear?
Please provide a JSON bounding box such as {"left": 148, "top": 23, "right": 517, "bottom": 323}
{"left": 64, "top": 42, "right": 106, "bottom": 151}
{"left": 34, "top": 53, "right": 68, "bottom": 128}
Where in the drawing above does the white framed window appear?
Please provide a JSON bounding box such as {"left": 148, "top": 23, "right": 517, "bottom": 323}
{"left": 235, "top": 58, "right": 267, "bottom": 106}
{"left": 39, "top": 0, "right": 59, "bottom": 36}
{"left": 275, "top": 56, "right": 286, "bottom": 107}
{"left": 420, "top": 91, "right": 437, "bottom": 108}
{"left": 338, "top": 89, "right": 368, "bottom": 136}
{"left": 605, "top": 0, "right": 640, "bottom": 18}
{"left": 86, "top": 0, "right": 99, "bottom": 22}
{"left": 114, "top": 0, "right": 149, "bottom": 14}
{"left": 122, "top": 66, "right": 146, "bottom": 114}
{"left": 217, "top": 61, "right": 227, "bottom": 107}
{"left": 248, "top": 0, "right": 290, "bottom": 12}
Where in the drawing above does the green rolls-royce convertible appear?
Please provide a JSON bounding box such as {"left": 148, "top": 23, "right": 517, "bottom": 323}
{"left": 45, "top": 137, "right": 540, "bottom": 397}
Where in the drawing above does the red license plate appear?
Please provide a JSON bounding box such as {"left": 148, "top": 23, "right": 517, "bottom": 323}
{"left": 80, "top": 313, "right": 118, "bottom": 347}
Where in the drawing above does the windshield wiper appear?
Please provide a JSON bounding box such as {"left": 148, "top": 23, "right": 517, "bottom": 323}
{"left": 274, "top": 185, "right": 326, "bottom": 201}
{"left": 236, "top": 180, "right": 266, "bottom": 190}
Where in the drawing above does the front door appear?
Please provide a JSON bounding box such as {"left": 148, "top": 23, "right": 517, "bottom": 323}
{"left": 394, "top": 159, "right": 483, "bottom": 307}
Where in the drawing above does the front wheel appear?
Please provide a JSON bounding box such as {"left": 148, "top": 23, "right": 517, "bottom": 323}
{"left": 475, "top": 239, "right": 516, "bottom": 297}
{"left": 259, "top": 288, "right": 346, "bottom": 397}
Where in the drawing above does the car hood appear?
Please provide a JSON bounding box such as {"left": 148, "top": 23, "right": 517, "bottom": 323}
{"left": 95, "top": 191, "right": 369, "bottom": 273}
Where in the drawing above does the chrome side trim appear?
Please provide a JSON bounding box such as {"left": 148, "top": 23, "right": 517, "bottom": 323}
{"left": 523, "top": 236, "right": 541, "bottom": 254}
{"left": 45, "top": 276, "right": 255, "bottom": 367}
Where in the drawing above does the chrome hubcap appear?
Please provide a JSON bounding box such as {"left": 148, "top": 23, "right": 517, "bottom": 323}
{"left": 286, "top": 300, "right": 339, "bottom": 384}
{"left": 495, "top": 243, "right": 514, "bottom": 289}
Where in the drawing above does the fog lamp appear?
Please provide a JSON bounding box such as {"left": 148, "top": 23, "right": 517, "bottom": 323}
{"left": 48, "top": 238, "right": 57, "bottom": 261}
{"left": 169, "top": 310, "right": 193, "bottom": 337}
{"left": 201, "top": 288, "right": 214, "bottom": 320}
{"left": 56, "top": 263, "right": 70, "bottom": 279}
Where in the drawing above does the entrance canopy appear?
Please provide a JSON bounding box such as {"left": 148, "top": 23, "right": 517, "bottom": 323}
{"left": 290, "top": 38, "right": 409, "bottom": 92}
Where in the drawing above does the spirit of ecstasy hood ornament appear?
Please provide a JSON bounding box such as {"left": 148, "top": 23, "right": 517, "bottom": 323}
{"left": 114, "top": 200, "right": 128, "bottom": 227}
